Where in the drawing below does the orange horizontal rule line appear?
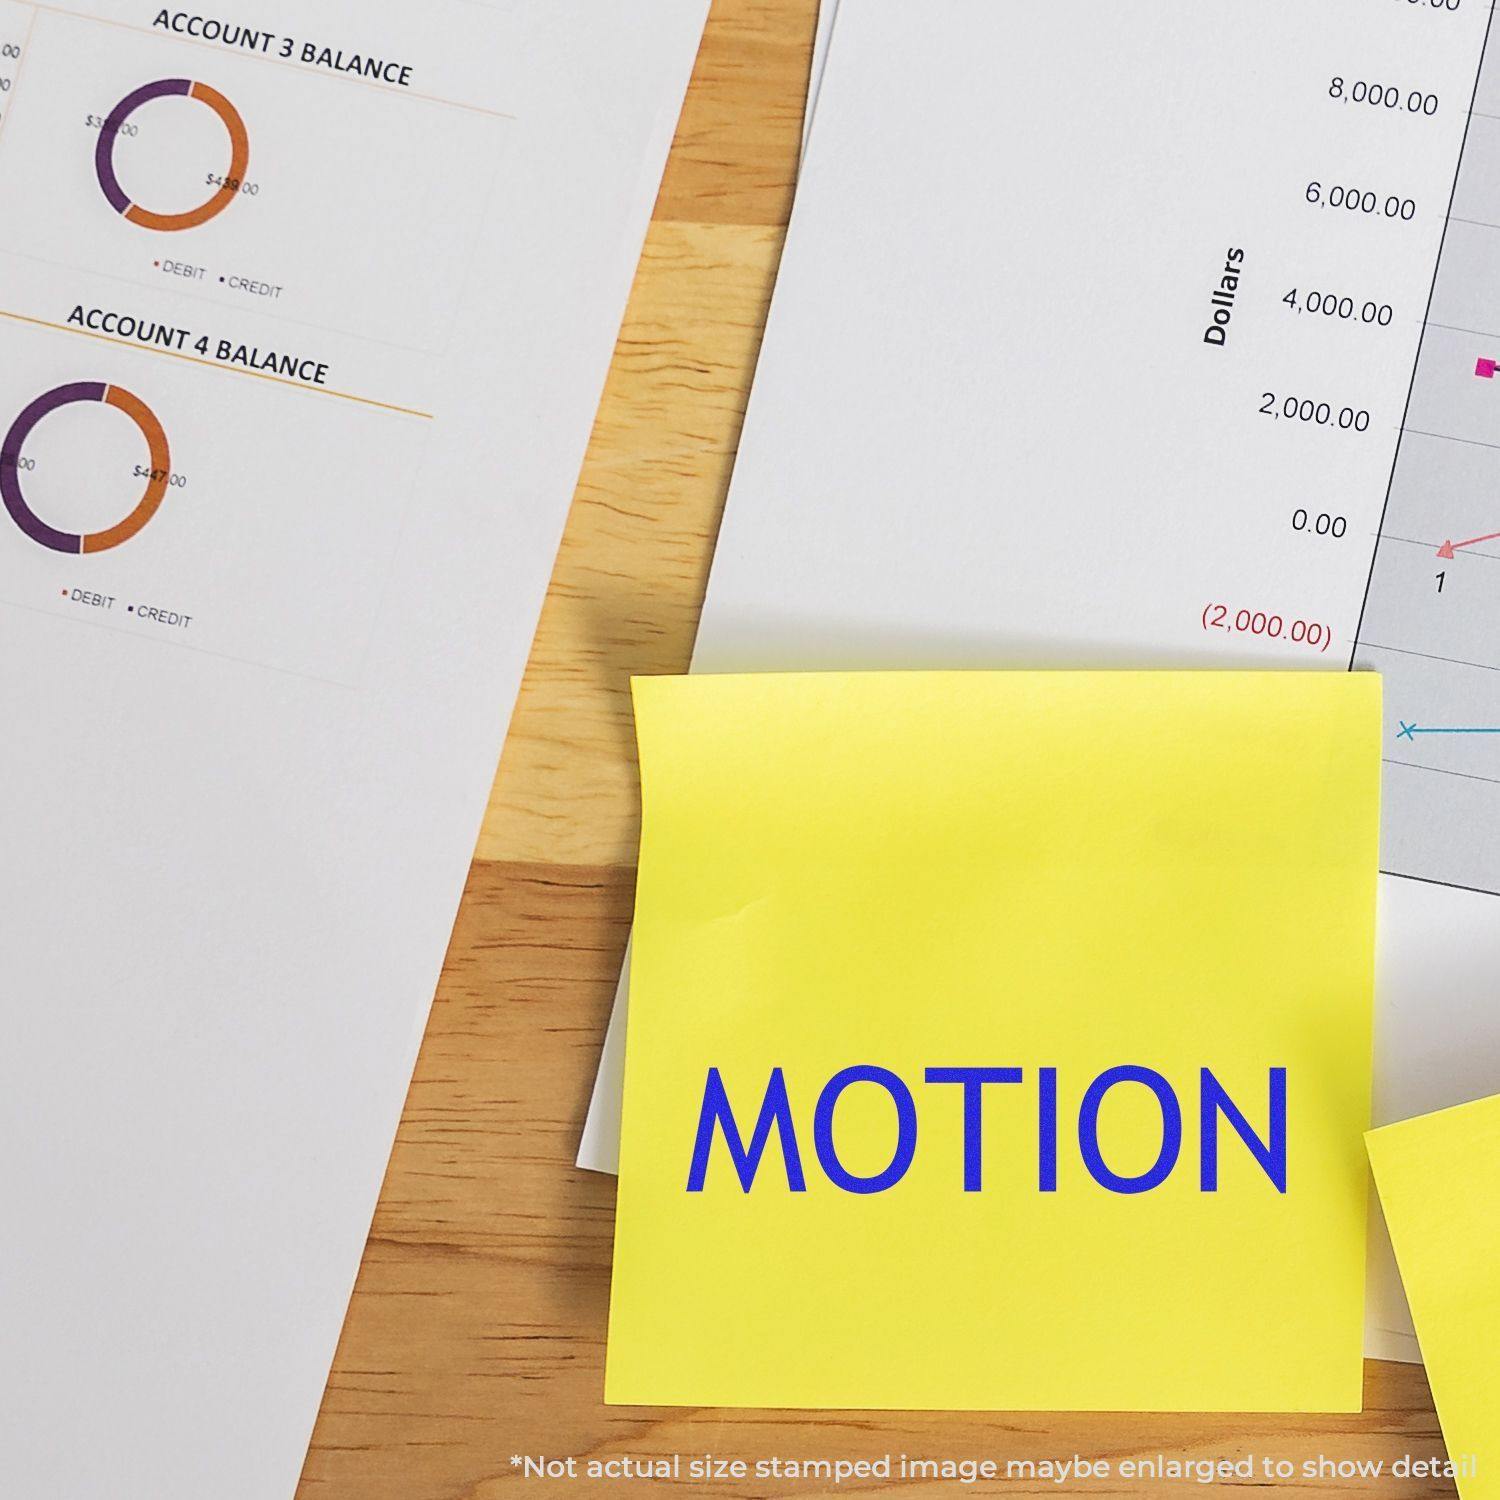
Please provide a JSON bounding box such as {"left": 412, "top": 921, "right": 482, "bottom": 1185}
{"left": 0, "top": 308, "right": 435, "bottom": 420}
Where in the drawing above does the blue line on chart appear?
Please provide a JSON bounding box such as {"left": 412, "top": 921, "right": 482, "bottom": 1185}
{"left": 1398, "top": 721, "right": 1500, "bottom": 741}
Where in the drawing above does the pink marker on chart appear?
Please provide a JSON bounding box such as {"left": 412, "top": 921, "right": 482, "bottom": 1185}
{"left": 1475, "top": 357, "right": 1498, "bottom": 380}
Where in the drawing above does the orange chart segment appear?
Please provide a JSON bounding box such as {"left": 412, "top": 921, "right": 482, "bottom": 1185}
{"left": 85, "top": 386, "right": 170, "bottom": 552}
{"left": 95, "top": 78, "right": 250, "bottom": 233}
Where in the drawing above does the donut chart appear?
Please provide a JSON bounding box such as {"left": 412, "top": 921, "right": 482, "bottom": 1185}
{"left": 1, "top": 383, "right": 171, "bottom": 554}
{"left": 95, "top": 78, "right": 249, "bottom": 232}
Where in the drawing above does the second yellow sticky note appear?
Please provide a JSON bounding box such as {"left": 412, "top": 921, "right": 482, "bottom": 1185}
{"left": 1368, "top": 1095, "right": 1500, "bottom": 1498}
{"left": 608, "top": 672, "right": 1381, "bottom": 1411}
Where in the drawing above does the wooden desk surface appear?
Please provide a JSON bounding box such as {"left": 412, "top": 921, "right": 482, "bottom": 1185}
{"left": 297, "top": 4, "right": 1453, "bottom": 1495}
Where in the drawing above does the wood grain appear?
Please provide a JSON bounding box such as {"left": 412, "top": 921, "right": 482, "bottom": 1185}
{"left": 298, "top": 3, "right": 1456, "bottom": 1496}
{"left": 475, "top": 217, "right": 784, "bottom": 869}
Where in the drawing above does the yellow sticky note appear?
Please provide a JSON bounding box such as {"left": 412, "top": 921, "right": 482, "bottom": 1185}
{"left": 1367, "top": 1096, "right": 1500, "bottom": 1495}
{"left": 607, "top": 672, "right": 1381, "bottom": 1411}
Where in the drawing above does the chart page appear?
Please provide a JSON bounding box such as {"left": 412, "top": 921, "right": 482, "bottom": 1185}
{"left": 0, "top": 1, "right": 519, "bottom": 681}
{"left": 0, "top": 2, "right": 709, "bottom": 1496}
{"left": 1353, "top": 41, "right": 1500, "bottom": 897}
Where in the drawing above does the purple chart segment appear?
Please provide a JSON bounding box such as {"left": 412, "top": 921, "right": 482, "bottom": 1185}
{"left": 94, "top": 78, "right": 192, "bottom": 216}
{"left": 1, "top": 383, "right": 108, "bottom": 554}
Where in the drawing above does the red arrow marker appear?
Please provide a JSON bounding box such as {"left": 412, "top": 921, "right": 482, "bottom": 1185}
{"left": 1437, "top": 531, "right": 1500, "bottom": 560}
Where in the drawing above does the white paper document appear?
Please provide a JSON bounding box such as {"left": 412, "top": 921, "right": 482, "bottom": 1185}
{"left": 581, "top": 0, "right": 1500, "bottom": 1364}
{"left": 801, "top": 0, "right": 838, "bottom": 159}
{"left": 0, "top": 1, "right": 706, "bottom": 1494}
